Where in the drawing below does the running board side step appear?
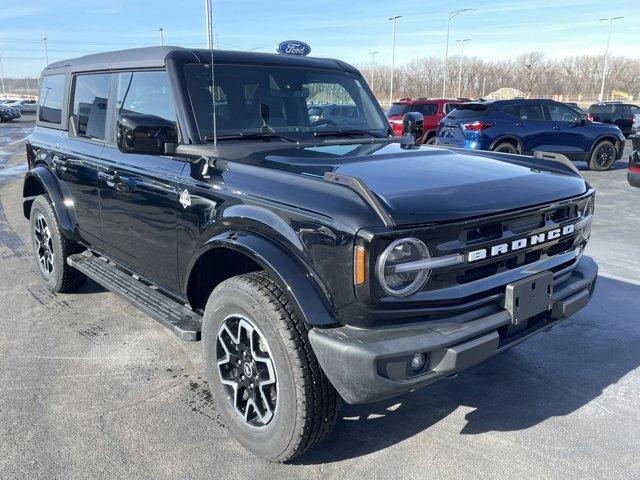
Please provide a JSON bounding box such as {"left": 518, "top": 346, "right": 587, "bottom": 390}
{"left": 67, "top": 252, "right": 201, "bottom": 341}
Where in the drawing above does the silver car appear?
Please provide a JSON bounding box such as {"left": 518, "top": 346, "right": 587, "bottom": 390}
{"left": 2, "top": 99, "right": 37, "bottom": 114}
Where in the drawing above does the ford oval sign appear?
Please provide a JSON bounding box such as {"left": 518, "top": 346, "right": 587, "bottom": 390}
{"left": 277, "top": 40, "right": 311, "bottom": 56}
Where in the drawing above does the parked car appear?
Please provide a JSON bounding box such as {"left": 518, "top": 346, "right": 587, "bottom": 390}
{"left": 435, "top": 98, "right": 625, "bottom": 170}
{"left": 24, "top": 47, "right": 597, "bottom": 462}
{"left": 307, "top": 104, "right": 364, "bottom": 127}
{"left": 387, "top": 97, "right": 464, "bottom": 144}
{"left": 633, "top": 113, "right": 640, "bottom": 134}
{"left": 2, "top": 98, "right": 37, "bottom": 114}
{"left": 588, "top": 102, "right": 640, "bottom": 137}
{"left": 628, "top": 134, "right": 640, "bottom": 188}
{"left": 0, "top": 103, "right": 19, "bottom": 122}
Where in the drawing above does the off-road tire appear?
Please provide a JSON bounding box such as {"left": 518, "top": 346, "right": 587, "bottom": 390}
{"left": 492, "top": 141, "right": 519, "bottom": 154}
{"left": 30, "top": 195, "right": 86, "bottom": 292}
{"left": 202, "top": 271, "right": 340, "bottom": 462}
{"left": 588, "top": 140, "right": 616, "bottom": 171}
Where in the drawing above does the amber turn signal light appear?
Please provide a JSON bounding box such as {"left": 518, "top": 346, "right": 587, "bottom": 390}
{"left": 354, "top": 245, "right": 366, "bottom": 285}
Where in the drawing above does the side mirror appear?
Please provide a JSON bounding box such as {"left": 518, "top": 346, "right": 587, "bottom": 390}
{"left": 116, "top": 113, "right": 178, "bottom": 155}
{"left": 579, "top": 115, "right": 587, "bottom": 126}
{"left": 401, "top": 112, "right": 424, "bottom": 147}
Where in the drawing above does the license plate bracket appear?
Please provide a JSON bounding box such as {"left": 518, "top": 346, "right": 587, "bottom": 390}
{"left": 504, "top": 271, "right": 554, "bottom": 325}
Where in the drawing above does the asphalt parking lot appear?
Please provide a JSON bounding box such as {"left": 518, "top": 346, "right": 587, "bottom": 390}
{"left": 1, "top": 118, "right": 639, "bottom": 480}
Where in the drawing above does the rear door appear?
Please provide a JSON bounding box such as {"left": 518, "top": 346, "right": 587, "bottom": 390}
{"left": 501, "top": 102, "right": 548, "bottom": 154}
{"left": 53, "top": 72, "right": 110, "bottom": 245}
{"left": 97, "top": 70, "right": 186, "bottom": 291}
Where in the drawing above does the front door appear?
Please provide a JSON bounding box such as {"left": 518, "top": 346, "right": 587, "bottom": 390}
{"left": 97, "top": 70, "right": 186, "bottom": 292}
{"left": 543, "top": 102, "right": 590, "bottom": 159}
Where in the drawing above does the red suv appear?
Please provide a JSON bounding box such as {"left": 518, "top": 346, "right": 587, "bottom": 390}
{"left": 387, "top": 98, "right": 465, "bottom": 144}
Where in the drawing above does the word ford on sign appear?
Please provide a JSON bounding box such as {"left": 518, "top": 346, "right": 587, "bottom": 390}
{"left": 276, "top": 40, "right": 311, "bottom": 56}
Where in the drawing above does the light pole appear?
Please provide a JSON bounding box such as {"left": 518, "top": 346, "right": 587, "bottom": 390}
{"left": 456, "top": 38, "right": 471, "bottom": 98}
{"left": 42, "top": 37, "right": 49, "bottom": 65}
{"left": 442, "top": 8, "right": 473, "bottom": 98}
{"left": 159, "top": 27, "right": 165, "bottom": 46}
{"left": 368, "top": 51, "right": 379, "bottom": 92}
{"left": 0, "top": 55, "right": 5, "bottom": 97}
{"left": 598, "top": 16, "right": 623, "bottom": 102}
{"left": 388, "top": 15, "right": 401, "bottom": 106}
{"left": 205, "top": 0, "right": 214, "bottom": 49}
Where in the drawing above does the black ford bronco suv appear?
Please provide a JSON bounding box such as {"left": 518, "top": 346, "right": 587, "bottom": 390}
{"left": 23, "top": 47, "right": 597, "bottom": 462}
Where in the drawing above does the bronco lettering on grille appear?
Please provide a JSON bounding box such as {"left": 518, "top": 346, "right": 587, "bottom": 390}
{"left": 467, "top": 224, "right": 576, "bottom": 262}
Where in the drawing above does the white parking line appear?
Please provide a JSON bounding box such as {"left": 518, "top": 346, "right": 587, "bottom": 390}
{"left": 598, "top": 272, "right": 640, "bottom": 287}
{"left": 6, "top": 136, "right": 29, "bottom": 146}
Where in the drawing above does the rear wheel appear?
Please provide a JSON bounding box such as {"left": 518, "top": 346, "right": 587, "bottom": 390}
{"left": 425, "top": 136, "right": 437, "bottom": 145}
{"left": 30, "top": 195, "right": 86, "bottom": 292}
{"left": 202, "top": 272, "right": 340, "bottom": 462}
{"left": 588, "top": 140, "right": 616, "bottom": 170}
{"left": 492, "top": 141, "right": 519, "bottom": 154}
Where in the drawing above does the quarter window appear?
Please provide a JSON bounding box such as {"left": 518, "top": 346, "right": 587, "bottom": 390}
{"left": 115, "top": 71, "right": 176, "bottom": 122}
{"left": 38, "top": 74, "right": 66, "bottom": 124}
{"left": 71, "top": 73, "right": 110, "bottom": 140}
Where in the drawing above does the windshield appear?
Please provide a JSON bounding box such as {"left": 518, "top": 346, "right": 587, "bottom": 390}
{"left": 184, "top": 63, "right": 388, "bottom": 141}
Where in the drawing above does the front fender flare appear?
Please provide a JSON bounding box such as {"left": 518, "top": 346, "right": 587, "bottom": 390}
{"left": 23, "top": 166, "right": 78, "bottom": 239}
{"left": 192, "top": 231, "right": 339, "bottom": 327}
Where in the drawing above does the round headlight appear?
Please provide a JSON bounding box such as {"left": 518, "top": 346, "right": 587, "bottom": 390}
{"left": 580, "top": 196, "right": 594, "bottom": 218}
{"left": 376, "top": 238, "right": 430, "bottom": 297}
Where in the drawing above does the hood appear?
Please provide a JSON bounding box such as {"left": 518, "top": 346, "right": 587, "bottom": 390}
{"left": 218, "top": 141, "right": 589, "bottom": 226}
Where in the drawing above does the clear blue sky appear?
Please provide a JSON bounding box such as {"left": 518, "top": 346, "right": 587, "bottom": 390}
{"left": 0, "top": 0, "right": 638, "bottom": 77}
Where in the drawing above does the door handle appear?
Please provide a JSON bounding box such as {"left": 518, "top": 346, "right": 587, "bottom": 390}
{"left": 514, "top": 123, "right": 524, "bottom": 127}
{"left": 52, "top": 155, "right": 67, "bottom": 172}
{"left": 552, "top": 126, "right": 561, "bottom": 131}
{"left": 98, "top": 169, "right": 118, "bottom": 188}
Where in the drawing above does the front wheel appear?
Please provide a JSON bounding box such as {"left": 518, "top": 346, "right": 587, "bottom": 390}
{"left": 202, "top": 272, "right": 340, "bottom": 462}
{"left": 588, "top": 140, "right": 616, "bottom": 170}
{"left": 29, "top": 195, "right": 86, "bottom": 292}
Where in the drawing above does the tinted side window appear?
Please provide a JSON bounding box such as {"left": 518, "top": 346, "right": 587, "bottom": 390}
{"left": 546, "top": 103, "right": 581, "bottom": 122}
{"left": 38, "top": 74, "right": 66, "bottom": 124}
{"left": 72, "top": 74, "right": 110, "bottom": 140}
{"left": 116, "top": 71, "right": 175, "bottom": 122}
{"left": 413, "top": 104, "right": 437, "bottom": 116}
{"left": 502, "top": 104, "right": 544, "bottom": 121}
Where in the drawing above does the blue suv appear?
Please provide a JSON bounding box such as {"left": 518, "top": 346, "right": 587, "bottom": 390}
{"left": 435, "top": 99, "right": 625, "bottom": 170}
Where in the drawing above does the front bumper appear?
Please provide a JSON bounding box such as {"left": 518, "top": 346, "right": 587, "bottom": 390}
{"left": 309, "top": 255, "right": 598, "bottom": 405}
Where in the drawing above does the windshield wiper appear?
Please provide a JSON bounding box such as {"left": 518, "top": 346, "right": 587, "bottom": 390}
{"left": 205, "top": 132, "right": 296, "bottom": 142}
{"left": 313, "top": 129, "right": 387, "bottom": 139}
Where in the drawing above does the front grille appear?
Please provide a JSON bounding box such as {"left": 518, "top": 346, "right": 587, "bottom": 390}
{"left": 369, "top": 192, "right": 593, "bottom": 309}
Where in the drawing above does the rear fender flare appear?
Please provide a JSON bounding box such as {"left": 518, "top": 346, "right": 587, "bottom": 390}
{"left": 489, "top": 135, "right": 523, "bottom": 153}
{"left": 23, "top": 166, "right": 78, "bottom": 239}
{"left": 189, "top": 231, "right": 339, "bottom": 327}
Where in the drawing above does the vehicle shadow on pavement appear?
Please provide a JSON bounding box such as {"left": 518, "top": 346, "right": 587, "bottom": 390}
{"left": 295, "top": 275, "right": 640, "bottom": 464}
{"left": 576, "top": 159, "right": 628, "bottom": 171}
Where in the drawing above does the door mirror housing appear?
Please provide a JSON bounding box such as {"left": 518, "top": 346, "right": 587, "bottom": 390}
{"left": 401, "top": 112, "right": 424, "bottom": 147}
{"left": 579, "top": 115, "right": 587, "bottom": 126}
{"left": 116, "top": 113, "right": 178, "bottom": 155}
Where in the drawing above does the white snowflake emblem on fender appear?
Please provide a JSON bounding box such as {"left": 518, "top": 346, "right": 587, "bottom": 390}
{"left": 179, "top": 189, "right": 191, "bottom": 209}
